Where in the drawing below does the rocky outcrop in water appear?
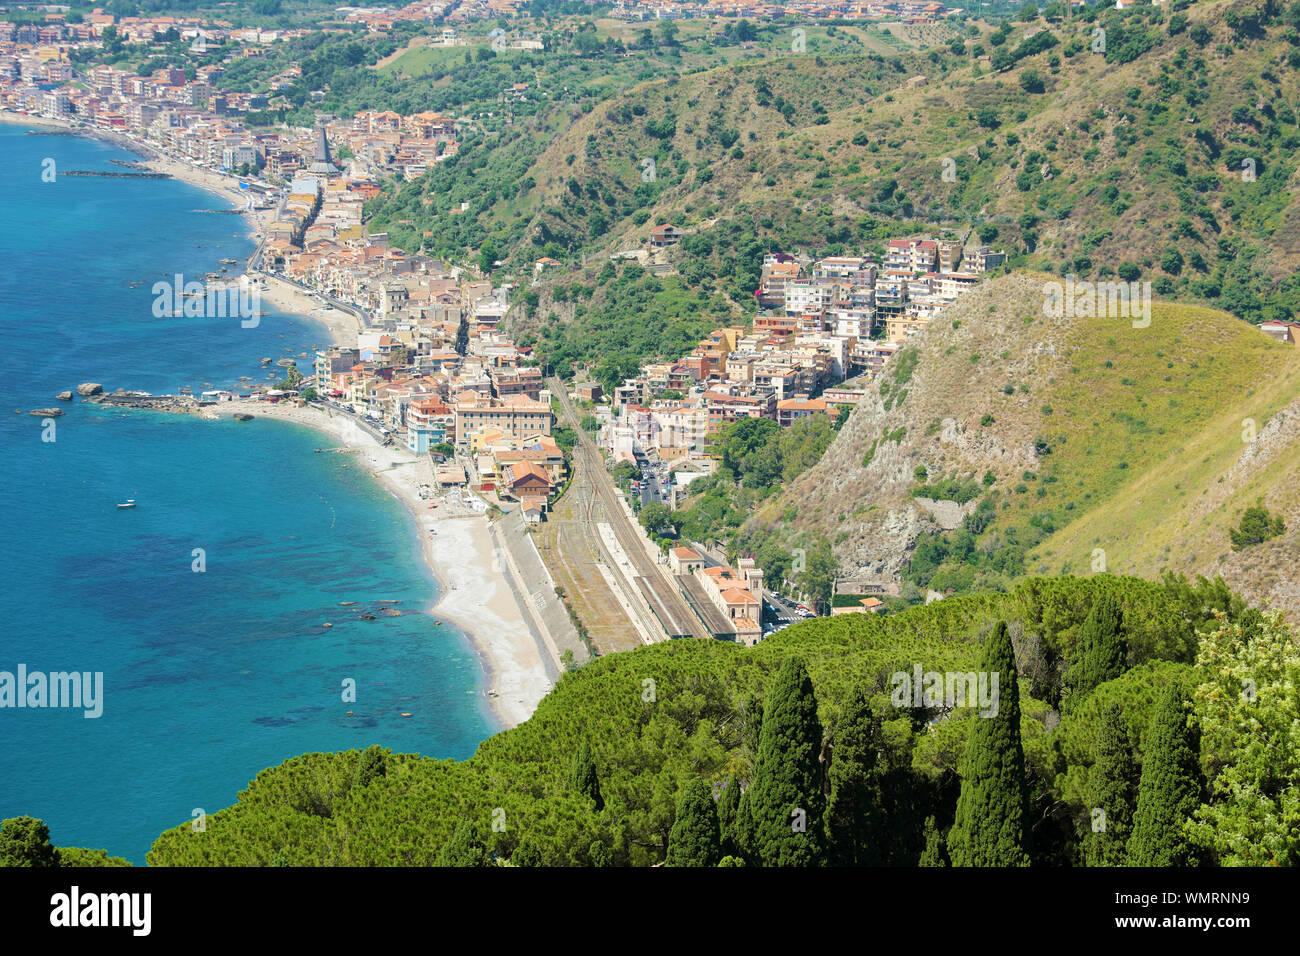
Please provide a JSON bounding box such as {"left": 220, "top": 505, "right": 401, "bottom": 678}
{"left": 76, "top": 383, "right": 103, "bottom": 396}
{"left": 90, "top": 392, "right": 199, "bottom": 414}
{"left": 65, "top": 169, "right": 170, "bottom": 179}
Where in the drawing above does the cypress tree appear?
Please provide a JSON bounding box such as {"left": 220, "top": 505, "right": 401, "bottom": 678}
{"left": 435, "top": 821, "right": 493, "bottom": 867}
{"left": 734, "top": 787, "right": 754, "bottom": 861}
{"left": 568, "top": 740, "right": 604, "bottom": 811}
{"left": 825, "top": 685, "right": 879, "bottom": 865}
{"left": 715, "top": 777, "right": 742, "bottom": 858}
{"left": 948, "top": 621, "right": 1032, "bottom": 866}
{"left": 918, "top": 815, "right": 949, "bottom": 867}
{"left": 741, "top": 691, "right": 764, "bottom": 756}
{"left": 1084, "top": 703, "right": 1137, "bottom": 866}
{"left": 454, "top": 315, "right": 469, "bottom": 356}
{"left": 740, "top": 656, "right": 827, "bottom": 866}
{"left": 666, "top": 777, "right": 723, "bottom": 867}
{"left": 1128, "top": 683, "right": 1203, "bottom": 866}
{"left": 1063, "top": 593, "right": 1127, "bottom": 712}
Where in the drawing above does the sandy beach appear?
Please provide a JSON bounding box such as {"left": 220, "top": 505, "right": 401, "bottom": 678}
{"left": 250, "top": 273, "right": 361, "bottom": 348}
{"left": 208, "top": 399, "right": 556, "bottom": 728}
{"left": 6, "top": 109, "right": 556, "bottom": 728}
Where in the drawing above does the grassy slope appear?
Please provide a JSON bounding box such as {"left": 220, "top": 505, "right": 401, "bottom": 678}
{"left": 1035, "top": 308, "right": 1300, "bottom": 601}
{"left": 750, "top": 270, "right": 1300, "bottom": 614}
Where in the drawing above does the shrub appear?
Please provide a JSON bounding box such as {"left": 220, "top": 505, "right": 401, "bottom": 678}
{"left": 1229, "top": 507, "right": 1286, "bottom": 551}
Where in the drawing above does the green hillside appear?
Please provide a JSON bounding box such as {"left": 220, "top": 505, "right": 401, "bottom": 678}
{"left": 737, "top": 272, "right": 1300, "bottom": 616}
{"left": 364, "top": 0, "right": 1300, "bottom": 350}
{"left": 139, "top": 575, "right": 1294, "bottom": 867}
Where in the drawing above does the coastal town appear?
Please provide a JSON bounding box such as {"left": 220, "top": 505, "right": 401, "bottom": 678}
{"left": 266, "top": 167, "right": 1005, "bottom": 653}
{"left": 2, "top": 3, "right": 1007, "bottom": 668}
{"left": 7, "top": 119, "right": 1005, "bottom": 664}
{"left": 0, "top": 0, "right": 957, "bottom": 57}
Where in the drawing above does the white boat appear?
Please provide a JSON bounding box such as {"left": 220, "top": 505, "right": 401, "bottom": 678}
{"left": 117, "top": 499, "right": 137, "bottom": 509}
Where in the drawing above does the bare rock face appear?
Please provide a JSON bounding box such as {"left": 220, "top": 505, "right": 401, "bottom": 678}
{"left": 76, "top": 383, "right": 103, "bottom": 396}
{"left": 914, "top": 496, "right": 975, "bottom": 530}
{"left": 29, "top": 408, "right": 63, "bottom": 417}
{"left": 1230, "top": 398, "right": 1300, "bottom": 481}
{"left": 747, "top": 273, "right": 1067, "bottom": 588}
{"left": 56, "top": 391, "right": 73, "bottom": 401}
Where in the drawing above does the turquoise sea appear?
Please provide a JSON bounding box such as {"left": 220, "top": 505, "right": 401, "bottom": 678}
{"left": 0, "top": 123, "right": 496, "bottom": 863}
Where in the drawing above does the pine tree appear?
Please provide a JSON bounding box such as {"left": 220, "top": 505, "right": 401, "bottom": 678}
{"left": 1063, "top": 593, "right": 1128, "bottom": 712}
{"left": 511, "top": 836, "right": 542, "bottom": 867}
{"left": 569, "top": 740, "right": 604, "bottom": 811}
{"left": 740, "top": 656, "right": 827, "bottom": 866}
{"left": 918, "top": 815, "right": 949, "bottom": 867}
{"left": 1084, "top": 704, "right": 1137, "bottom": 866}
{"left": 715, "top": 777, "right": 742, "bottom": 858}
{"left": 435, "top": 821, "right": 493, "bottom": 867}
{"left": 948, "top": 621, "right": 1032, "bottom": 866}
{"left": 666, "top": 777, "right": 722, "bottom": 867}
{"left": 0, "top": 816, "right": 59, "bottom": 867}
{"left": 354, "top": 745, "right": 387, "bottom": 789}
{"left": 825, "top": 685, "right": 879, "bottom": 865}
{"left": 1128, "top": 683, "right": 1203, "bottom": 866}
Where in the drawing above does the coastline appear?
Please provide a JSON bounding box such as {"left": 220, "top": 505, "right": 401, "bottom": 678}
{"left": 2, "top": 109, "right": 361, "bottom": 346}
{"left": 6, "top": 110, "right": 554, "bottom": 729}
{"left": 135, "top": 151, "right": 364, "bottom": 347}
{"left": 206, "top": 399, "right": 556, "bottom": 729}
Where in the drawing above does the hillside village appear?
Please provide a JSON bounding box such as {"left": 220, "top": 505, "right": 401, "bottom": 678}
{"left": 597, "top": 236, "right": 1007, "bottom": 482}
{"left": 296, "top": 227, "right": 1007, "bottom": 506}
{"left": 251, "top": 137, "right": 1012, "bottom": 638}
